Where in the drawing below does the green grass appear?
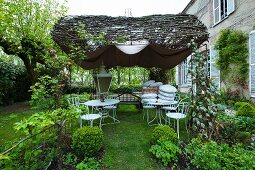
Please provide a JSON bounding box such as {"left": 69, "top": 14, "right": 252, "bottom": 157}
{"left": 102, "top": 105, "right": 161, "bottom": 169}
{"left": 0, "top": 104, "right": 188, "bottom": 169}
{"left": 0, "top": 111, "right": 34, "bottom": 150}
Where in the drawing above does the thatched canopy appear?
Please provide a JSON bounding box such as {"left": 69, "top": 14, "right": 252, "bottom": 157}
{"left": 52, "top": 14, "right": 208, "bottom": 69}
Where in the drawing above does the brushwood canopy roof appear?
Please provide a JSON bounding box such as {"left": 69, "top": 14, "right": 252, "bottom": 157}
{"left": 53, "top": 14, "right": 208, "bottom": 69}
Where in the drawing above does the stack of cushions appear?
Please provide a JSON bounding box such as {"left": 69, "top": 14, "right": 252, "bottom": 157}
{"left": 142, "top": 80, "right": 163, "bottom": 94}
{"left": 143, "top": 80, "right": 155, "bottom": 87}
{"left": 149, "top": 81, "right": 163, "bottom": 87}
{"left": 141, "top": 93, "right": 157, "bottom": 104}
{"left": 158, "top": 85, "right": 177, "bottom": 101}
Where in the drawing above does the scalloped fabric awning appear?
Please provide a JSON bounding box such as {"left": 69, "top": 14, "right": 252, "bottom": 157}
{"left": 52, "top": 14, "right": 208, "bottom": 69}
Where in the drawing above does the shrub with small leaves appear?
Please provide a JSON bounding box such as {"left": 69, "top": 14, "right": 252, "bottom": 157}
{"left": 72, "top": 126, "right": 103, "bottom": 156}
{"left": 235, "top": 102, "right": 248, "bottom": 109}
{"left": 151, "top": 125, "right": 178, "bottom": 145}
{"left": 236, "top": 103, "right": 255, "bottom": 117}
{"left": 185, "top": 138, "right": 255, "bottom": 169}
{"left": 149, "top": 140, "right": 181, "bottom": 167}
{"left": 76, "top": 157, "right": 100, "bottom": 170}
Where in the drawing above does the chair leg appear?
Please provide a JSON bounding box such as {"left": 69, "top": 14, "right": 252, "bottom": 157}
{"left": 80, "top": 119, "right": 83, "bottom": 128}
{"left": 177, "top": 119, "right": 180, "bottom": 139}
{"left": 147, "top": 109, "right": 149, "bottom": 123}
{"left": 99, "top": 117, "right": 102, "bottom": 128}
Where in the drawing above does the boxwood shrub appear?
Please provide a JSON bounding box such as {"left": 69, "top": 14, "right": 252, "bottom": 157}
{"left": 151, "top": 125, "right": 178, "bottom": 145}
{"left": 72, "top": 126, "right": 103, "bottom": 156}
{"left": 236, "top": 102, "right": 255, "bottom": 117}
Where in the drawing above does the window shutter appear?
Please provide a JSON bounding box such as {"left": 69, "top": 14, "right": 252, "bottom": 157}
{"left": 187, "top": 56, "right": 192, "bottom": 85}
{"left": 250, "top": 30, "right": 255, "bottom": 97}
{"left": 210, "top": 46, "right": 220, "bottom": 89}
{"left": 213, "top": 0, "right": 220, "bottom": 24}
{"left": 227, "top": 0, "right": 235, "bottom": 15}
{"left": 175, "top": 66, "right": 179, "bottom": 85}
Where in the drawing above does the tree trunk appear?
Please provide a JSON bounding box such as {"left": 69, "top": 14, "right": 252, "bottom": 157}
{"left": 19, "top": 52, "right": 36, "bottom": 85}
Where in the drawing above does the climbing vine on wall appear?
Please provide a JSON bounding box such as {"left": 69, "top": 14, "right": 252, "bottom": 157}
{"left": 215, "top": 29, "right": 249, "bottom": 87}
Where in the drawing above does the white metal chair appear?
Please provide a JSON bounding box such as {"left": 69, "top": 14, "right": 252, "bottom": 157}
{"left": 161, "top": 94, "right": 180, "bottom": 113}
{"left": 165, "top": 102, "right": 189, "bottom": 139}
{"left": 67, "top": 97, "right": 80, "bottom": 107}
{"left": 142, "top": 102, "right": 156, "bottom": 123}
{"left": 68, "top": 97, "right": 102, "bottom": 128}
{"left": 79, "top": 105, "right": 103, "bottom": 128}
{"left": 103, "top": 95, "right": 118, "bottom": 122}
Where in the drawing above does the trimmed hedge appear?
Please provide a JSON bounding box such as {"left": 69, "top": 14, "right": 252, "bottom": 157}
{"left": 71, "top": 126, "right": 103, "bottom": 156}
{"left": 151, "top": 125, "right": 178, "bottom": 145}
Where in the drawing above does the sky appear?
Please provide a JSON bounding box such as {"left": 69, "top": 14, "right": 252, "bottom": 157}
{"left": 66, "top": 0, "right": 191, "bottom": 17}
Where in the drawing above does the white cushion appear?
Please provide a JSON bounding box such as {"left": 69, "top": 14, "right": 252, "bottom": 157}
{"left": 157, "top": 99, "right": 174, "bottom": 104}
{"left": 141, "top": 93, "right": 157, "bottom": 99}
{"left": 143, "top": 80, "right": 155, "bottom": 87}
{"left": 141, "top": 98, "right": 157, "bottom": 104}
{"left": 159, "top": 85, "right": 177, "bottom": 93}
{"left": 149, "top": 82, "right": 163, "bottom": 87}
{"left": 158, "top": 94, "right": 175, "bottom": 101}
{"left": 159, "top": 91, "right": 176, "bottom": 98}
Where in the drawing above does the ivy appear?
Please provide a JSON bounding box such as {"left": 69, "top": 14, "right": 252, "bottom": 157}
{"left": 188, "top": 40, "right": 218, "bottom": 139}
{"left": 215, "top": 29, "right": 249, "bottom": 87}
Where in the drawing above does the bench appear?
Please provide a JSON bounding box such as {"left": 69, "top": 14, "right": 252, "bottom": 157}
{"left": 115, "top": 93, "right": 142, "bottom": 108}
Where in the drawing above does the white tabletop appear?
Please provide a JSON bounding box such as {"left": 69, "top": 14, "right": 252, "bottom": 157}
{"left": 83, "top": 99, "right": 120, "bottom": 107}
{"left": 148, "top": 100, "right": 178, "bottom": 106}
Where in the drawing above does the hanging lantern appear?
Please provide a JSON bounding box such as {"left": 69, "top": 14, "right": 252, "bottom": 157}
{"left": 93, "top": 64, "right": 112, "bottom": 101}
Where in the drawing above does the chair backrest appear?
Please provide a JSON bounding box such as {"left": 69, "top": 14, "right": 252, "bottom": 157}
{"left": 67, "top": 97, "right": 80, "bottom": 107}
{"left": 178, "top": 102, "right": 189, "bottom": 115}
{"left": 174, "top": 94, "right": 180, "bottom": 102}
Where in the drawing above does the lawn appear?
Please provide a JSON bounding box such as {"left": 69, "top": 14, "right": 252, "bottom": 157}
{"left": 0, "top": 104, "right": 188, "bottom": 169}
{"left": 0, "top": 102, "right": 34, "bottom": 148}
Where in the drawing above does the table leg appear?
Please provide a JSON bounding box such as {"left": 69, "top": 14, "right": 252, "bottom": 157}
{"left": 90, "top": 120, "right": 93, "bottom": 127}
{"left": 158, "top": 108, "right": 162, "bottom": 125}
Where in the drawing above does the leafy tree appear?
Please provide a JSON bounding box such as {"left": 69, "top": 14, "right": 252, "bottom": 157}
{"left": 0, "top": 0, "right": 67, "bottom": 84}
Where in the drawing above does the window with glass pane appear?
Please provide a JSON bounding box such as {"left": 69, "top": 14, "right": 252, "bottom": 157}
{"left": 250, "top": 31, "right": 255, "bottom": 97}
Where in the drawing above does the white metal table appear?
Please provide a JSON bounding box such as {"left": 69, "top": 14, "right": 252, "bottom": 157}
{"left": 82, "top": 99, "right": 120, "bottom": 124}
{"left": 147, "top": 100, "right": 178, "bottom": 126}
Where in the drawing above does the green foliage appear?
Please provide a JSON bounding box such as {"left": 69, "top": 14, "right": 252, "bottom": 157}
{"left": 63, "top": 152, "right": 78, "bottom": 166}
{"left": 185, "top": 138, "right": 255, "bottom": 170}
{"left": 1, "top": 130, "right": 59, "bottom": 169}
{"left": 149, "top": 67, "right": 169, "bottom": 84}
{"left": 14, "top": 108, "right": 81, "bottom": 135}
{"left": 110, "top": 66, "right": 149, "bottom": 86}
{"left": 1, "top": 106, "right": 83, "bottom": 169}
{"left": 110, "top": 85, "right": 142, "bottom": 94}
{"left": 213, "top": 89, "right": 249, "bottom": 107}
{"left": 0, "top": 57, "right": 29, "bottom": 105}
{"left": 235, "top": 101, "right": 249, "bottom": 109}
{"left": 76, "top": 157, "right": 100, "bottom": 170}
{"left": 72, "top": 126, "right": 103, "bottom": 156}
{"left": 236, "top": 102, "right": 255, "bottom": 117}
{"left": 65, "top": 86, "right": 96, "bottom": 95}
{"left": 0, "top": 154, "right": 10, "bottom": 161}
{"left": 149, "top": 140, "right": 181, "bottom": 167}
{"left": 215, "top": 29, "right": 249, "bottom": 87}
{"left": 216, "top": 113, "right": 255, "bottom": 145}
{"left": 151, "top": 125, "right": 178, "bottom": 145}
{"left": 188, "top": 40, "right": 217, "bottom": 139}
{"left": 30, "top": 75, "right": 64, "bottom": 109}
{"left": 0, "top": 0, "right": 67, "bottom": 84}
